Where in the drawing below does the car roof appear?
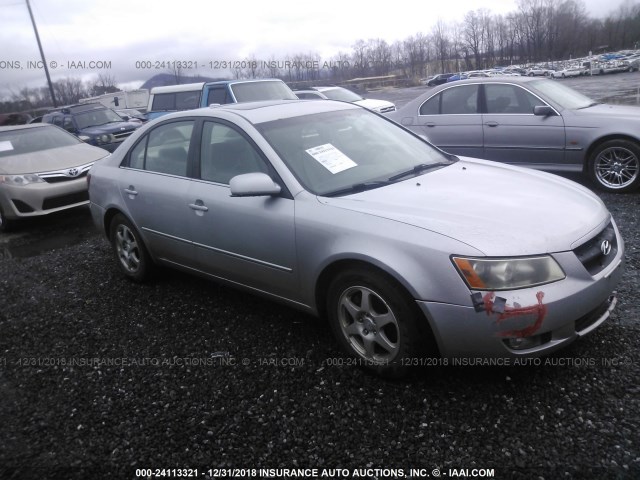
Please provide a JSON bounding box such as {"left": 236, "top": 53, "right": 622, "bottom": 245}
{"left": 390, "top": 76, "right": 551, "bottom": 116}
{"left": 45, "top": 103, "right": 107, "bottom": 114}
{"left": 163, "top": 99, "right": 359, "bottom": 124}
{"left": 313, "top": 86, "right": 341, "bottom": 92}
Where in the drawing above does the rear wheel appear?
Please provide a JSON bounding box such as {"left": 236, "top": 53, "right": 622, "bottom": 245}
{"left": 109, "top": 213, "right": 153, "bottom": 281}
{"left": 326, "top": 267, "right": 430, "bottom": 378}
{"left": 588, "top": 139, "right": 640, "bottom": 192}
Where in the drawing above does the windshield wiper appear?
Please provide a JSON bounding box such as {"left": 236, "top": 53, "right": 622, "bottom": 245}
{"left": 388, "top": 162, "right": 449, "bottom": 182}
{"left": 578, "top": 102, "right": 600, "bottom": 109}
{"left": 322, "top": 180, "right": 392, "bottom": 197}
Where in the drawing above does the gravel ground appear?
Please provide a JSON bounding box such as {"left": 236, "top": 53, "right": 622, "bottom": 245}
{"left": 1, "top": 76, "right": 640, "bottom": 479}
{"left": 0, "top": 189, "right": 639, "bottom": 480}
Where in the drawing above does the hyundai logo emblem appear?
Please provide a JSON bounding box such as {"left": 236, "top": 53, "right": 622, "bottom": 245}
{"left": 600, "top": 240, "right": 612, "bottom": 256}
{"left": 66, "top": 168, "right": 80, "bottom": 177}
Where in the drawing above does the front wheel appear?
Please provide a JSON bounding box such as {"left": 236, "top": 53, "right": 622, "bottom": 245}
{"left": 588, "top": 140, "right": 640, "bottom": 192}
{"left": 326, "top": 267, "right": 430, "bottom": 378}
{"left": 0, "top": 207, "right": 14, "bottom": 233}
{"left": 109, "top": 213, "right": 153, "bottom": 281}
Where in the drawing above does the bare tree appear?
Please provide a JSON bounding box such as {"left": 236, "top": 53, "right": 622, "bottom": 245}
{"left": 53, "top": 77, "right": 87, "bottom": 105}
{"left": 432, "top": 20, "right": 450, "bottom": 73}
{"left": 91, "top": 73, "right": 118, "bottom": 96}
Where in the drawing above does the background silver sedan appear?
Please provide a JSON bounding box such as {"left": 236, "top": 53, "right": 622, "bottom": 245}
{"left": 388, "top": 77, "right": 640, "bottom": 192}
{"left": 89, "top": 100, "right": 623, "bottom": 377}
{"left": 0, "top": 124, "right": 108, "bottom": 231}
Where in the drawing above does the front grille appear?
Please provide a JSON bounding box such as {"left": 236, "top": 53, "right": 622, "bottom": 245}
{"left": 113, "top": 130, "right": 134, "bottom": 141}
{"left": 42, "top": 171, "right": 88, "bottom": 183}
{"left": 573, "top": 222, "right": 617, "bottom": 275}
{"left": 42, "top": 191, "right": 89, "bottom": 210}
{"left": 38, "top": 162, "right": 93, "bottom": 183}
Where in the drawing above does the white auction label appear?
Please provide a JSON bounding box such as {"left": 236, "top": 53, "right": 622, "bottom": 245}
{"left": 305, "top": 143, "right": 357, "bottom": 174}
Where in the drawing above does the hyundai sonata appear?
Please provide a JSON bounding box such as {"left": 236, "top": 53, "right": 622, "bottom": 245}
{"left": 89, "top": 100, "right": 623, "bottom": 377}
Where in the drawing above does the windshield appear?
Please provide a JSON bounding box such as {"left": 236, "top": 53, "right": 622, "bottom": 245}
{"left": 529, "top": 79, "right": 595, "bottom": 109}
{"left": 0, "top": 126, "right": 81, "bottom": 158}
{"left": 256, "top": 108, "right": 453, "bottom": 196}
{"left": 320, "top": 88, "right": 364, "bottom": 102}
{"left": 75, "top": 109, "right": 124, "bottom": 129}
{"left": 231, "top": 81, "right": 298, "bottom": 102}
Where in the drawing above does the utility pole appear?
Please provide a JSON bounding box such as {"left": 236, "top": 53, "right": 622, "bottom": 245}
{"left": 26, "top": 0, "right": 57, "bottom": 106}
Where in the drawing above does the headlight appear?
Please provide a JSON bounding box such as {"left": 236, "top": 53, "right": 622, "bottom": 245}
{"left": 0, "top": 174, "right": 45, "bottom": 186}
{"left": 452, "top": 255, "right": 565, "bottom": 290}
{"left": 95, "top": 134, "right": 113, "bottom": 145}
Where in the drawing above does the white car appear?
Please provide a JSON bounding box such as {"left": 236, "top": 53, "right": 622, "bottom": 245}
{"left": 552, "top": 66, "right": 585, "bottom": 78}
{"left": 294, "top": 86, "right": 396, "bottom": 114}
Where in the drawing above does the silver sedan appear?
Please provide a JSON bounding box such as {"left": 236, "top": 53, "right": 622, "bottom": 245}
{"left": 88, "top": 100, "right": 624, "bottom": 377}
{"left": 388, "top": 77, "right": 640, "bottom": 192}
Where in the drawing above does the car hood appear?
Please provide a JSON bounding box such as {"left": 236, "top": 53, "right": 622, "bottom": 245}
{"left": 0, "top": 143, "right": 108, "bottom": 174}
{"left": 571, "top": 103, "right": 640, "bottom": 119}
{"left": 319, "top": 158, "right": 609, "bottom": 256}
{"left": 353, "top": 98, "right": 395, "bottom": 111}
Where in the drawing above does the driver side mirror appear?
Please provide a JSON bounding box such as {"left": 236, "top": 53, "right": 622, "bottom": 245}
{"left": 229, "top": 173, "right": 281, "bottom": 197}
{"left": 533, "top": 105, "right": 556, "bottom": 117}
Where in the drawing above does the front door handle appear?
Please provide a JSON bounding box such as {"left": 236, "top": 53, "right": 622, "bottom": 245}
{"left": 484, "top": 121, "right": 499, "bottom": 127}
{"left": 424, "top": 122, "right": 436, "bottom": 127}
{"left": 188, "top": 201, "right": 209, "bottom": 212}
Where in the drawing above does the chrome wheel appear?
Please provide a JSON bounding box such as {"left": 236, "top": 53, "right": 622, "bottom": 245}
{"left": 593, "top": 145, "right": 640, "bottom": 191}
{"left": 337, "top": 285, "right": 400, "bottom": 363}
{"left": 115, "top": 223, "right": 141, "bottom": 273}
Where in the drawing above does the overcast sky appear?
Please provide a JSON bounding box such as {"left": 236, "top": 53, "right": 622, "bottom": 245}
{"left": 0, "top": 0, "right": 630, "bottom": 98}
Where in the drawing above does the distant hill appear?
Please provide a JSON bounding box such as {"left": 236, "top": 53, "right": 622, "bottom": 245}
{"left": 140, "top": 73, "right": 226, "bottom": 90}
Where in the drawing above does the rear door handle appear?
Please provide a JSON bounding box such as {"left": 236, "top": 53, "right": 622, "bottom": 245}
{"left": 424, "top": 122, "right": 436, "bottom": 127}
{"left": 124, "top": 186, "right": 138, "bottom": 196}
{"left": 484, "top": 121, "right": 499, "bottom": 127}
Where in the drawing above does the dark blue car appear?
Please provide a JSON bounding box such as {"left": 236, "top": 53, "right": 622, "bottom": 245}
{"left": 42, "top": 103, "right": 141, "bottom": 152}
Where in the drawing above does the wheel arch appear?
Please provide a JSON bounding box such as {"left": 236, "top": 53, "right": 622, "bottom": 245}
{"left": 583, "top": 134, "right": 640, "bottom": 173}
{"left": 315, "top": 258, "right": 440, "bottom": 356}
{"left": 315, "top": 259, "right": 416, "bottom": 319}
{"left": 103, "top": 207, "right": 129, "bottom": 241}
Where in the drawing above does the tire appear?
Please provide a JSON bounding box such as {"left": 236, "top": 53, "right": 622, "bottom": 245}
{"left": 326, "top": 267, "right": 431, "bottom": 378}
{"left": 0, "top": 207, "right": 14, "bottom": 233}
{"left": 109, "top": 213, "right": 153, "bottom": 281}
{"left": 588, "top": 139, "right": 640, "bottom": 192}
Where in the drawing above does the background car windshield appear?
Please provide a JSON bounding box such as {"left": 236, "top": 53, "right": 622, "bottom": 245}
{"left": 231, "top": 81, "right": 298, "bottom": 102}
{"left": 75, "top": 109, "right": 124, "bottom": 129}
{"left": 0, "top": 126, "right": 80, "bottom": 157}
{"left": 529, "top": 80, "right": 594, "bottom": 109}
{"left": 256, "top": 109, "right": 451, "bottom": 195}
{"left": 321, "top": 88, "right": 363, "bottom": 102}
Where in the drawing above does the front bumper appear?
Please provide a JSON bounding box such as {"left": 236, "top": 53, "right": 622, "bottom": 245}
{"left": 0, "top": 177, "right": 90, "bottom": 220}
{"left": 417, "top": 239, "right": 625, "bottom": 359}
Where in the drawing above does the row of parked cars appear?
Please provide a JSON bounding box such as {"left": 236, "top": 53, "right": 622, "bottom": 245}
{"left": 424, "top": 50, "right": 640, "bottom": 86}
{"left": 0, "top": 74, "right": 631, "bottom": 376}
{"left": 421, "top": 50, "right": 640, "bottom": 87}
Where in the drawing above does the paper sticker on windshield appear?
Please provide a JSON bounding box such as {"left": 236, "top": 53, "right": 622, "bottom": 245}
{"left": 306, "top": 144, "right": 357, "bottom": 174}
{"left": 0, "top": 141, "right": 14, "bottom": 152}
